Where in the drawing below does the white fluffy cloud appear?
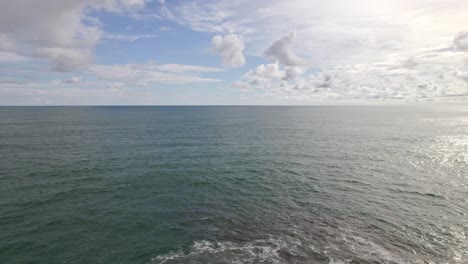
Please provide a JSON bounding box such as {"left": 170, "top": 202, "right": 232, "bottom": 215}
{"left": 265, "top": 30, "right": 304, "bottom": 66}
{"left": 210, "top": 34, "right": 246, "bottom": 67}
{"left": 454, "top": 31, "right": 468, "bottom": 51}
{"left": 0, "top": 0, "right": 152, "bottom": 71}
{"left": 233, "top": 35, "right": 468, "bottom": 102}
{"left": 236, "top": 62, "right": 305, "bottom": 87}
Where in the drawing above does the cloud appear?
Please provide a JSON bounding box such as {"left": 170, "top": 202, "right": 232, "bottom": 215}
{"left": 454, "top": 31, "right": 468, "bottom": 51}
{"left": 103, "top": 33, "right": 159, "bottom": 42}
{"left": 232, "top": 62, "right": 307, "bottom": 91}
{"left": 88, "top": 62, "right": 222, "bottom": 85}
{"left": 64, "top": 76, "right": 83, "bottom": 84}
{"left": 166, "top": 0, "right": 468, "bottom": 64}
{"left": 265, "top": 30, "right": 305, "bottom": 66}
{"left": 159, "top": 26, "right": 172, "bottom": 32}
{"left": 156, "top": 64, "right": 223, "bottom": 73}
{"left": 0, "top": 0, "right": 150, "bottom": 71}
{"left": 0, "top": 35, "right": 14, "bottom": 51}
{"left": 284, "top": 66, "right": 305, "bottom": 81}
{"left": 0, "top": 80, "right": 30, "bottom": 85}
{"left": 0, "top": 52, "right": 27, "bottom": 62}
{"left": 34, "top": 47, "right": 95, "bottom": 72}
{"left": 0, "top": 60, "right": 224, "bottom": 105}
{"left": 455, "top": 70, "right": 468, "bottom": 83}
{"left": 0, "top": 85, "right": 156, "bottom": 105}
{"left": 119, "top": 0, "right": 150, "bottom": 9}
{"left": 243, "top": 63, "right": 286, "bottom": 84}
{"left": 211, "top": 34, "right": 246, "bottom": 67}
{"left": 232, "top": 40, "right": 468, "bottom": 102}
{"left": 108, "top": 82, "right": 126, "bottom": 89}
{"left": 50, "top": 76, "right": 83, "bottom": 85}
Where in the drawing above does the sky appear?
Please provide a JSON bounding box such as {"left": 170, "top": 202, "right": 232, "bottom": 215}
{"left": 1, "top": 0, "right": 468, "bottom": 105}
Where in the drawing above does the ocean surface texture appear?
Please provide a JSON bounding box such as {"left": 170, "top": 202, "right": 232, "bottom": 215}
{"left": 1, "top": 106, "right": 467, "bottom": 264}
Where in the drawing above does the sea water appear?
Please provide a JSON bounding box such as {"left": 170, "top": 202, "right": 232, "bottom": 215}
{"left": 1, "top": 106, "right": 467, "bottom": 263}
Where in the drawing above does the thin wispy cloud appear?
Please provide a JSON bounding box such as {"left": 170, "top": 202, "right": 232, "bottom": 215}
{"left": 88, "top": 62, "right": 222, "bottom": 85}
{"left": 103, "top": 33, "right": 159, "bottom": 42}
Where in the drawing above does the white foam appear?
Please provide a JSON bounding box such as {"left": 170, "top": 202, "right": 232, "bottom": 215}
{"left": 151, "top": 238, "right": 286, "bottom": 264}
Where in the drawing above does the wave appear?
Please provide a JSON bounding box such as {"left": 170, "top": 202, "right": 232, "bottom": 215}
{"left": 152, "top": 239, "right": 286, "bottom": 264}
{"left": 150, "top": 232, "right": 412, "bottom": 264}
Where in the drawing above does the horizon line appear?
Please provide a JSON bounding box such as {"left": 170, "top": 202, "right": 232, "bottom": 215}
{"left": 0, "top": 104, "right": 465, "bottom": 107}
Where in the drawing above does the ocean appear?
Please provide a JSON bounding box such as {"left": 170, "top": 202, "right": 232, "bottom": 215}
{"left": 0, "top": 106, "right": 467, "bottom": 263}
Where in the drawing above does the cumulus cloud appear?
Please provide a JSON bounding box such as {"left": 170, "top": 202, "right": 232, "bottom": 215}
{"left": 455, "top": 70, "right": 468, "bottom": 83}
{"left": 0, "top": 0, "right": 150, "bottom": 71}
{"left": 284, "top": 66, "right": 305, "bottom": 81}
{"left": 233, "top": 41, "right": 468, "bottom": 102}
{"left": 211, "top": 34, "right": 246, "bottom": 67}
{"left": 265, "top": 30, "right": 305, "bottom": 66}
{"left": 454, "top": 31, "right": 468, "bottom": 51}
{"left": 248, "top": 63, "right": 285, "bottom": 80}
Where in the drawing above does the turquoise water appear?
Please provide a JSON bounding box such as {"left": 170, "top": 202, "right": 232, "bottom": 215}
{"left": 0, "top": 106, "right": 467, "bottom": 263}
